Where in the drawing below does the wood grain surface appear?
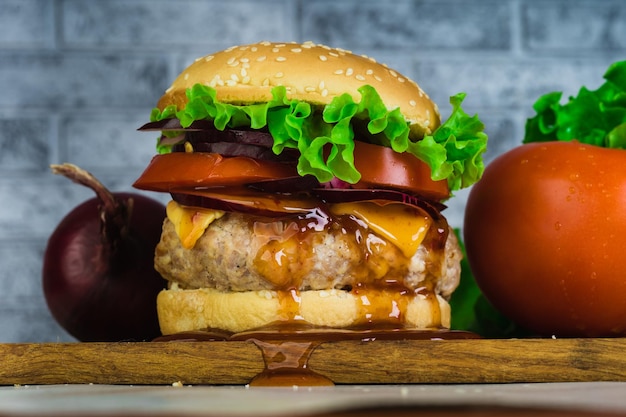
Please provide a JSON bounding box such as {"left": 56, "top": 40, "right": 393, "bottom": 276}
{"left": 1, "top": 338, "right": 625, "bottom": 386}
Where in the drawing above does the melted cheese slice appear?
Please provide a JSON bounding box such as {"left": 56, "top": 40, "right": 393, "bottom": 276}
{"left": 331, "top": 202, "right": 431, "bottom": 258}
{"left": 166, "top": 200, "right": 225, "bottom": 249}
{"left": 166, "top": 199, "right": 431, "bottom": 257}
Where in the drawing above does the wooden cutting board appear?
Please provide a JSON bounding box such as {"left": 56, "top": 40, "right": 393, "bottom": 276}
{"left": 2, "top": 338, "right": 626, "bottom": 386}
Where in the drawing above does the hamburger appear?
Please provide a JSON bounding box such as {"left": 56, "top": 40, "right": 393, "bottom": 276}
{"left": 133, "top": 41, "right": 487, "bottom": 335}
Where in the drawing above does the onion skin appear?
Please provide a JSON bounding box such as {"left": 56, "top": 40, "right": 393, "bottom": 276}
{"left": 43, "top": 165, "right": 166, "bottom": 342}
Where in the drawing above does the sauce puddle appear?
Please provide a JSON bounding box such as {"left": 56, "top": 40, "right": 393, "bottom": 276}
{"left": 155, "top": 324, "right": 478, "bottom": 386}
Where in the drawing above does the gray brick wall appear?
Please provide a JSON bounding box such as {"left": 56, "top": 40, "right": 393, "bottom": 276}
{"left": 0, "top": 0, "right": 624, "bottom": 342}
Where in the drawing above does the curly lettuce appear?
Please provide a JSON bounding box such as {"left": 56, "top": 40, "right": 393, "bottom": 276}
{"left": 525, "top": 60, "right": 626, "bottom": 148}
{"left": 151, "top": 84, "right": 487, "bottom": 191}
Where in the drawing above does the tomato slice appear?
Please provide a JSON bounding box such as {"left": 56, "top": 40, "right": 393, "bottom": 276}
{"left": 133, "top": 140, "right": 450, "bottom": 202}
{"left": 133, "top": 152, "right": 299, "bottom": 192}
{"left": 353, "top": 141, "right": 449, "bottom": 202}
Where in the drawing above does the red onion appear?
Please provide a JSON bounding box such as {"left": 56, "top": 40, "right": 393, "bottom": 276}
{"left": 43, "top": 163, "right": 166, "bottom": 342}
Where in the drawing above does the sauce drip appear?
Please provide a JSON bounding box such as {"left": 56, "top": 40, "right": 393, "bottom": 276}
{"left": 247, "top": 339, "right": 332, "bottom": 387}
{"left": 155, "top": 324, "right": 479, "bottom": 387}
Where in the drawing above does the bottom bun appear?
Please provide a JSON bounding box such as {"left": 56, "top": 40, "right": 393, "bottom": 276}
{"left": 156, "top": 285, "right": 451, "bottom": 335}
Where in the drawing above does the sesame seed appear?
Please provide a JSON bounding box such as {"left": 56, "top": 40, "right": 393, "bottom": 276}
{"left": 334, "top": 69, "right": 344, "bottom": 75}
{"left": 226, "top": 79, "right": 237, "bottom": 87}
{"left": 262, "top": 78, "right": 270, "bottom": 86}
{"left": 319, "top": 55, "right": 328, "bottom": 62}
{"left": 241, "top": 68, "right": 247, "bottom": 77}
{"left": 274, "top": 43, "right": 286, "bottom": 48}
{"left": 242, "top": 76, "right": 251, "bottom": 84}
{"left": 240, "top": 57, "right": 249, "bottom": 63}
{"left": 346, "top": 68, "right": 354, "bottom": 76}
{"left": 165, "top": 86, "right": 173, "bottom": 93}
{"left": 356, "top": 74, "right": 366, "bottom": 81}
{"left": 251, "top": 47, "right": 258, "bottom": 52}
{"left": 374, "top": 75, "right": 383, "bottom": 82}
{"left": 275, "top": 72, "right": 284, "bottom": 78}
{"left": 209, "top": 75, "right": 220, "bottom": 87}
{"left": 398, "top": 77, "right": 406, "bottom": 83}
{"left": 230, "top": 74, "right": 239, "bottom": 82}
{"left": 305, "top": 86, "right": 316, "bottom": 92}
{"left": 409, "top": 100, "right": 417, "bottom": 107}
{"left": 272, "top": 47, "right": 280, "bottom": 53}
{"left": 319, "top": 80, "right": 325, "bottom": 90}
{"left": 321, "top": 89, "right": 329, "bottom": 97}
{"left": 276, "top": 56, "right": 287, "bottom": 62}
{"left": 204, "top": 55, "right": 214, "bottom": 62}
{"left": 226, "top": 57, "right": 238, "bottom": 66}
{"left": 291, "top": 48, "right": 302, "bottom": 53}
{"left": 183, "top": 73, "right": 189, "bottom": 80}
{"left": 365, "top": 69, "right": 374, "bottom": 75}
{"left": 328, "top": 52, "right": 339, "bottom": 58}
{"left": 389, "top": 69, "right": 398, "bottom": 78}
{"left": 260, "top": 41, "right": 271, "bottom": 46}
{"left": 256, "top": 55, "right": 267, "bottom": 62}
{"left": 301, "top": 42, "right": 314, "bottom": 48}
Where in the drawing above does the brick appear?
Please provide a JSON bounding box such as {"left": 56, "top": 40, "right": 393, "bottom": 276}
{"left": 0, "top": 176, "right": 92, "bottom": 240}
{"left": 523, "top": 1, "right": 626, "bottom": 51}
{"left": 0, "top": 52, "right": 170, "bottom": 109}
{"left": 415, "top": 58, "right": 618, "bottom": 114}
{"left": 0, "top": 240, "right": 46, "bottom": 303}
{"left": 62, "top": 0, "right": 296, "bottom": 48}
{"left": 0, "top": 117, "right": 51, "bottom": 172}
{"left": 61, "top": 111, "right": 159, "bottom": 174}
{"left": 301, "top": 0, "right": 512, "bottom": 50}
{"left": 0, "top": 306, "right": 75, "bottom": 342}
{"left": 0, "top": 0, "right": 54, "bottom": 48}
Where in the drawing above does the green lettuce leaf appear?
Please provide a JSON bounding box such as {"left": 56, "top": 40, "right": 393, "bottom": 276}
{"left": 150, "top": 84, "right": 487, "bottom": 190}
{"left": 524, "top": 60, "right": 626, "bottom": 148}
{"left": 410, "top": 93, "right": 488, "bottom": 191}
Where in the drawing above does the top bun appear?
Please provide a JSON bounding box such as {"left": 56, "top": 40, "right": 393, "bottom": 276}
{"left": 157, "top": 41, "right": 440, "bottom": 137}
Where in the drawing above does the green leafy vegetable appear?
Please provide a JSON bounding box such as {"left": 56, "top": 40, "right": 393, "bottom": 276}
{"left": 524, "top": 60, "right": 626, "bottom": 148}
{"left": 150, "top": 84, "right": 487, "bottom": 190}
{"left": 449, "top": 229, "right": 533, "bottom": 338}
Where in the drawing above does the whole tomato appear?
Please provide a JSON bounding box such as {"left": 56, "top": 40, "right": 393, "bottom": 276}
{"left": 463, "top": 141, "right": 626, "bottom": 337}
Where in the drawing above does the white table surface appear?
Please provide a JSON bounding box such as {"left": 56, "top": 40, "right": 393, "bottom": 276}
{"left": 1, "top": 382, "right": 626, "bottom": 416}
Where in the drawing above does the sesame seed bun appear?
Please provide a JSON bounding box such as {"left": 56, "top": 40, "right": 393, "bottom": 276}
{"left": 157, "top": 41, "right": 441, "bottom": 138}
